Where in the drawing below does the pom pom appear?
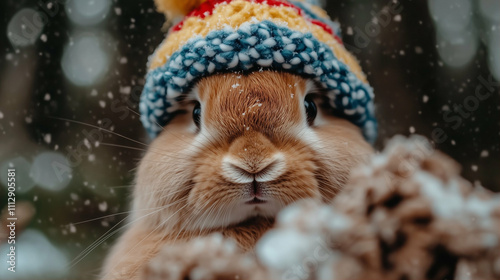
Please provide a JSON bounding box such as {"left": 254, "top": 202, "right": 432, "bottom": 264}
{"left": 154, "top": 0, "right": 206, "bottom": 18}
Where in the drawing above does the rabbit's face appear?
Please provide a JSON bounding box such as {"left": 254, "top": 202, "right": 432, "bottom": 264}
{"left": 134, "top": 71, "right": 373, "bottom": 232}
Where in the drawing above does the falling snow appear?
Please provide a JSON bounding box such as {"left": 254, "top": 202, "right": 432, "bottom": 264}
{"left": 120, "top": 86, "right": 131, "bottom": 94}
{"left": 44, "top": 134, "right": 52, "bottom": 144}
{"left": 346, "top": 26, "right": 353, "bottom": 35}
{"left": 98, "top": 201, "right": 108, "bottom": 212}
{"left": 480, "top": 150, "right": 489, "bottom": 158}
{"left": 84, "top": 139, "right": 91, "bottom": 149}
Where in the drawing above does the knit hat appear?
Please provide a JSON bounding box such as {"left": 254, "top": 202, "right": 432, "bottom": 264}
{"left": 140, "top": 0, "right": 377, "bottom": 143}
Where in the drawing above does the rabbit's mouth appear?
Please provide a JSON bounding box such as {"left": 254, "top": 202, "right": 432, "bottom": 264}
{"left": 244, "top": 181, "right": 268, "bottom": 205}
{"left": 245, "top": 197, "right": 267, "bottom": 205}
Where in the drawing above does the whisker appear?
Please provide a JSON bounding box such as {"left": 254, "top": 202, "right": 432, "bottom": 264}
{"left": 108, "top": 203, "right": 191, "bottom": 278}
{"left": 64, "top": 207, "right": 163, "bottom": 226}
{"left": 69, "top": 199, "right": 186, "bottom": 268}
{"left": 49, "top": 116, "right": 149, "bottom": 147}
{"left": 99, "top": 142, "right": 148, "bottom": 152}
{"left": 69, "top": 206, "right": 165, "bottom": 268}
{"left": 127, "top": 107, "right": 165, "bottom": 132}
{"left": 49, "top": 117, "right": 214, "bottom": 161}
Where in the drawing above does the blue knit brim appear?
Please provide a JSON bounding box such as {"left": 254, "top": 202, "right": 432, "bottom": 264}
{"left": 140, "top": 21, "right": 377, "bottom": 143}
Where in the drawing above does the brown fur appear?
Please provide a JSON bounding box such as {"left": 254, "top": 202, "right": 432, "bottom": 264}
{"left": 101, "top": 72, "right": 373, "bottom": 279}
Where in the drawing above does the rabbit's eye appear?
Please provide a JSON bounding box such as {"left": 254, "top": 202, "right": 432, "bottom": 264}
{"left": 304, "top": 97, "right": 317, "bottom": 125}
{"left": 193, "top": 102, "right": 201, "bottom": 129}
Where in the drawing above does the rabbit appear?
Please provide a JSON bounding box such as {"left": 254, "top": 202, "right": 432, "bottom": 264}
{"left": 101, "top": 0, "right": 377, "bottom": 279}
{"left": 101, "top": 71, "right": 373, "bottom": 279}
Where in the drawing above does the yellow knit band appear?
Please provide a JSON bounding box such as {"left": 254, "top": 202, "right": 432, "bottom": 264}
{"left": 149, "top": 0, "right": 367, "bottom": 83}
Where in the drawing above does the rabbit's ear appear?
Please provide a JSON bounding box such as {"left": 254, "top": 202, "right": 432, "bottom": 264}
{"left": 154, "top": 0, "right": 205, "bottom": 18}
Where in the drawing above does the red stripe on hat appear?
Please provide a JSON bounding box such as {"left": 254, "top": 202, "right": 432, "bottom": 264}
{"left": 171, "top": 0, "right": 343, "bottom": 45}
{"left": 173, "top": 0, "right": 302, "bottom": 31}
{"left": 186, "top": 0, "right": 302, "bottom": 19}
{"left": 309, "top": 19, "right": 343, "bottom": 45}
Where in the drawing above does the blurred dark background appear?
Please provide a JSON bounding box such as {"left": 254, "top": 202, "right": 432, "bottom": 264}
{"left": 0, "top": 0, "right": 498, "bottom": 279}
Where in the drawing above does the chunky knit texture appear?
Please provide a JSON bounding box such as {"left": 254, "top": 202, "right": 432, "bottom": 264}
{"left": 141, "top": 0, "right": 378, "bottom": 143}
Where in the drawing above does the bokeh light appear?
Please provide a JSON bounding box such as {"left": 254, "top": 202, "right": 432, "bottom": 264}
{"left": 428, "top": 0, "right": 472, "bottom": 34}
{"left": 479, "top": 0, "right": 500, "bottom": 22}
{"left": 0, "top": 230, "right": 69, "bottom": 279}
{"left": 429, "top": 0, "right": 500, "bottom": 72}
{"left": 0, "top": 157, "right": 35, "bottom": 193}
{"left": 429, "top": 0, "right": 478, "bottom": 68}
{"left": 6, "top": 8, "right": 44, "bottom": 47}
{"left": 65, "top": 0, "right": 112, "bottom": 26}
{"left": 489, "top": 29, "right": 500, "bottom": 81}
{"left": 61, "top": 33, "right": 111, "bottom": 87}
{"left": 436, "top": 26, "right": 478, "bottom": 68}
{"left": 30, "top": 151, "right": 72, "bottom": 191}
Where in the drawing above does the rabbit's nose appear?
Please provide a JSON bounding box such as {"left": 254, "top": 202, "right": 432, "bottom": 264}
{"left": 221, "top": 153, "right": 286, "bottom": 184}
{"left": 221, "top": 131, "right": 286, "bottom": 184}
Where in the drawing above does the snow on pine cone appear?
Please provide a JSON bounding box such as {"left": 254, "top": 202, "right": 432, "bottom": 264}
{"left": 256, "top": 135, "right": 500, "bottom": 280}
{"left": 142, "top": 233, "right": 268, "bottom": 280}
